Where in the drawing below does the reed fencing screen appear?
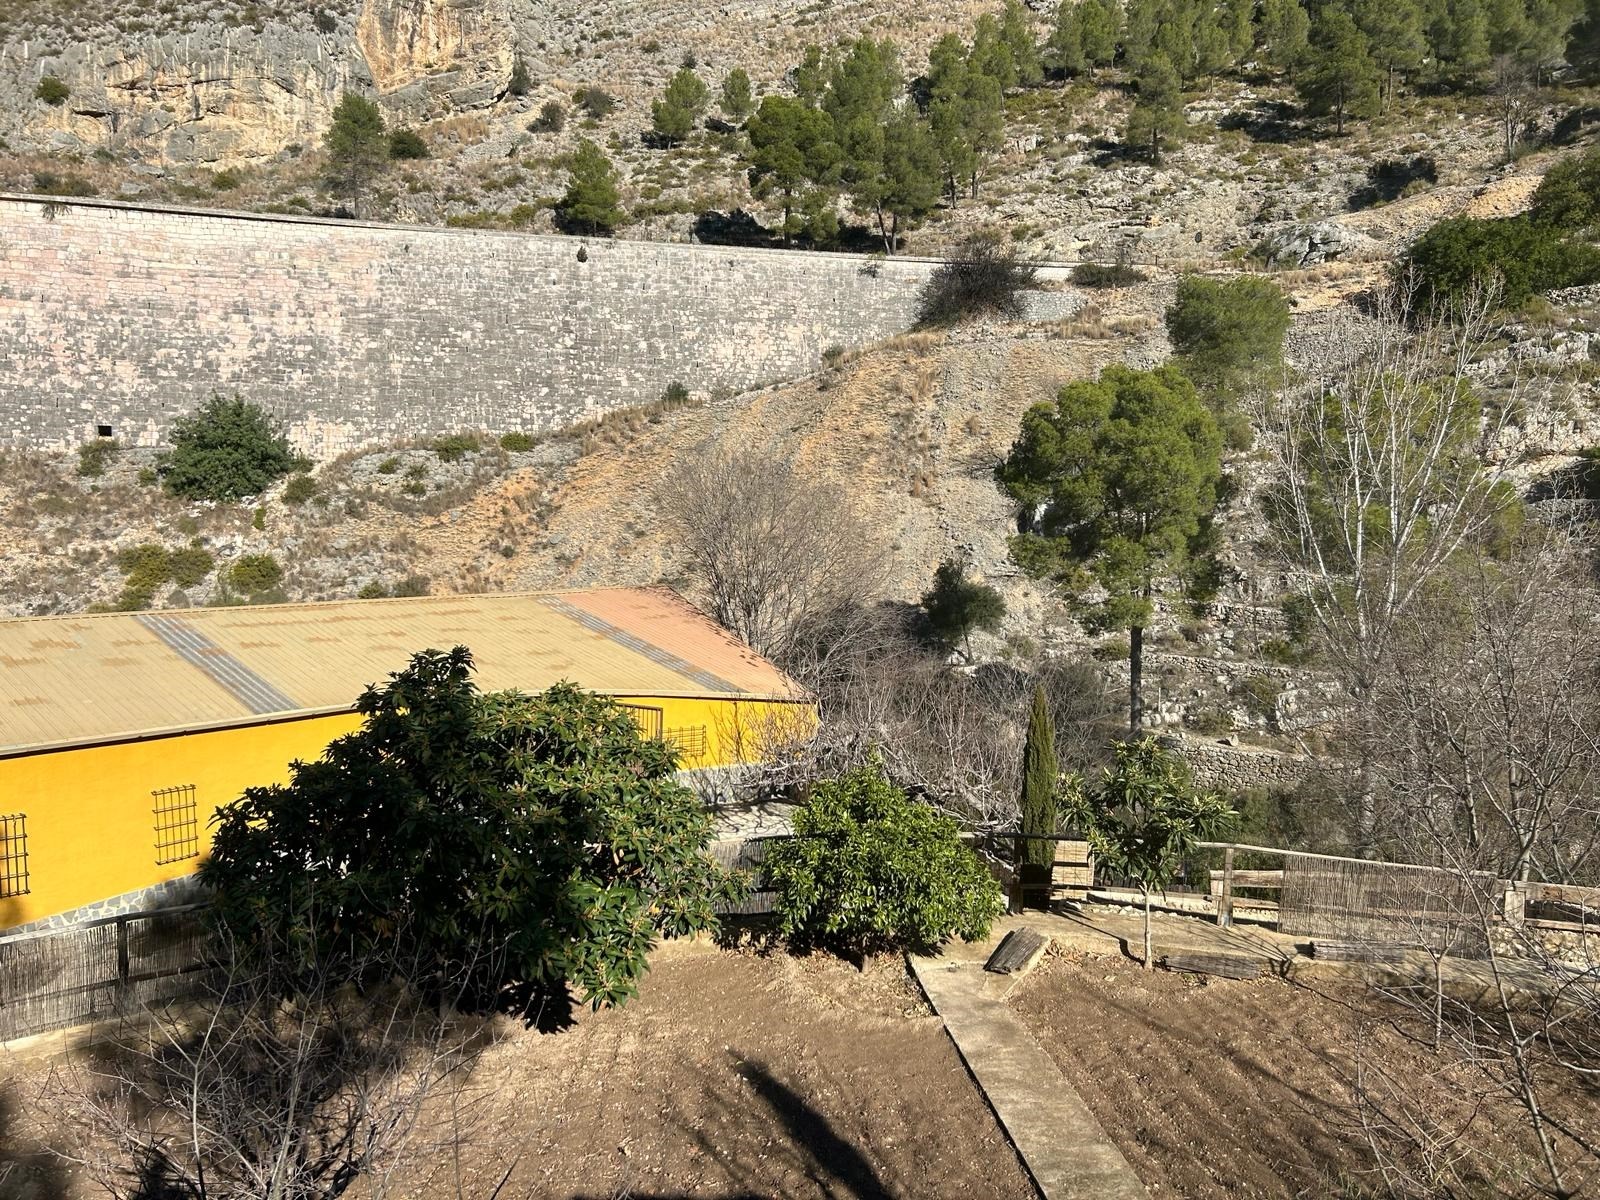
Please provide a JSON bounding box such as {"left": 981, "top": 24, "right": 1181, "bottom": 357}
{"left": 0, "top": 906, "right": 211, "bottom": 1042}
{"left": 1276, "top": 853, "right": 1493, "bottom": 955}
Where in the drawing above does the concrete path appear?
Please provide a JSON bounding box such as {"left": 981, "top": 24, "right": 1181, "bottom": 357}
{"left": 910, "top": 946, "right": 1151, "bottom": 1200}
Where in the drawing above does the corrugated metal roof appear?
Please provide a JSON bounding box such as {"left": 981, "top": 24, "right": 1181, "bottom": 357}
{"left": 0, "top": 588, "right": 803, "bottom": 755}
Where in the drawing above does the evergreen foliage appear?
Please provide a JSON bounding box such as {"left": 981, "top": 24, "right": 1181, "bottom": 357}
{"left": 921, "top": 558, "right": 1007, "bottom": 658}
{"left": 323, "top": 92, "right": 388, "bottom": 203}
{"left": 387, "top": 128, "right": 428, "bottom": 160}
{"left": 204, "top": 648, "right": 737, "bottom": 1010}
{"left": 1297, "top": 7, "right": 1382, "bottom": 132}
{"left": 1063, "top": 737, "right": 1236, "bottom": 967}
{"left": 652, "top": 67, "right": 710, "bottom": 145}
{"left": 745, "top": 95, "right": 841, "bottom": 244}
{"left": 998, "top": 366, "right": 1222, "bottom": 733}
{"left": 559, "top": 138, "right": 624, "bottom": 235}
{"left": 1125, "top": 54, "right": 1186, "bottom": 162}
{"left": 1530, "top": 144, "right": 1600, "bottom": 229}
{"left": 1402, "top": 213, "right": 1600, "bottom": 310}
{"left": 1164, "top": 274, "right": 1292, "bottom": 396}
{"left": 159, "top": 395, "right": 295, "bottom": 502}
{"left": 1020, "top": 683, "right": 1059, "bottom": 871}
{"left": 764, "top": 761, "right": 1003, "bottom": 957}
{"left": 721, "top": 67, "right": 755, "bottom": 120}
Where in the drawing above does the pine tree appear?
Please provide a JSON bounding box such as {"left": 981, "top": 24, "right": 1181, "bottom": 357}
{"left": 721, "top": 67, "right": 755, "bottom": 121}
{"left": 1081, "top": 0, "right": 1122, "bottom": 65}
{"left": 1000, "top": 0, "right": 1045, "bottom": 85}
{"left": 1260, "top": 0, "right": 1312, "bottom": 75}
{"left": 1354, "top": 0, "right": 1428, "bottom": 109}
{"left": 1299, "top": 6, "right": 1382, "bottom": 133}
{"left": 324, "top": 92, "right": 388, "bottom": 210}
{"left": 652, "top": 67, "right": 710, "bottom": 146}
{"left": 745, "top": 95, "right": 841, "bottom": 244}
{"left": 1049, "top": 4, "right": 1090, "bottom": 73}
{"left": 1121, "top": 0, "right": 1164, "bottom": 70}
{"left": 1020, "top": 683, "right": 1059, "bottom": 872}
{"left": 1125, "top": 52, "right": 1187, "bottom": 161}
{"left": 558, "top": 138, "right": 624, "bottom": 235}
{"left": 920, "top": 558, "right": 1007, "bottom": 658}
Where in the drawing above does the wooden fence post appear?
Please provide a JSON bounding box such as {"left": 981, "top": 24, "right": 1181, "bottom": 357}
{"left": 1218, "top": 847, "right": 1235, "bottom": 929}
{"left": 115, "top": 915, "right": 131, "bottom": 1011}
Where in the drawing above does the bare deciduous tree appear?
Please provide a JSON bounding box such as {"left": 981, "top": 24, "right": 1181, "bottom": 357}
{"left": 41, "top": 929, "right": 497, "bottom": 1200}
{"left": 1259, "top": 284, "right": 1516, "bottom": 850}
{"left": 655, "top": 443, "right": 892, "bottom": 670}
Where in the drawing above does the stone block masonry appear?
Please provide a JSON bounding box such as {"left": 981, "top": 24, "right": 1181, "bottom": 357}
{"left": 0, "top": 195, "right": 974, "bottom": 459}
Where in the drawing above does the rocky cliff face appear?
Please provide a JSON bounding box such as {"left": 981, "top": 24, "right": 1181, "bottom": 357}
{"left": 0, "top": 0, "right": 518, "bottom": 164}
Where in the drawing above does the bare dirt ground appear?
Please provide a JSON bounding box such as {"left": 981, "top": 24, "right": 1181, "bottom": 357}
{"left": 1, "top": 944, "right": 1039, "bottom": 1200}
{"left": 1008, "top": 947, "right": 1599, "bottom": 1200}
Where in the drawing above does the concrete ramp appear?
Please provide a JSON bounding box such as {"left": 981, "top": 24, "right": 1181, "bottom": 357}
{"left": 911, "top": 953, "right": 1150, "bottom": 1200}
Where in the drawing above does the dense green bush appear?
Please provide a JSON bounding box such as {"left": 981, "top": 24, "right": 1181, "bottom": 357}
{"left": 1529, "top": 146, "right": 1600, "bottom": 231}
{"left": 203, "top": 649, "right": 738, "bottom": 1009}
{"left": 228, "top": 554, "right": 283, "bottom": 594}
{"left": 529, "top": 100, "right": 566, "bottom": 133}
{"left": 1071, "top": 261, "right": 1145, "bottom": 288}
{"left": 376, "top": 456, "right": 401, "bottom": 474}
{"left": 765, "top": 762, "right": 1003, "bottom": 957}
{"left": 388, "top": 128, "right": 429, "bottom": 160}
{"left": 34, "top": 76, "right": 69, "bottom": 106}
{"left": 920, "top": 558, "right": 1006, "bottom": 657}
{"left": 168, "top": 544, "right": 215, "bottom": 588}
{"left": 33, "top": 171, "right": 95, "bottom": 197}
{"left": 499, "top": 431, "right": 537, "bottom": 451}
{"left": 76, "top": 438, "right": 119, "bottom": 477}
{"left": 433, "top": 432, "right": 480, "bottom": 462}
{"left": 159, "top": 395, "right": 295, "bottom": 501}
{"left": 1401, "top": 215, "right": 1600, "bottom": 312}
{"left": 282, "top": 474, "right": 318, "bottom": 505}
{"left": 1165, "top": 274, "right": 1290, "bottom": 395}
{"left": 575, "top": 87, "right": 616, "bottom": 120}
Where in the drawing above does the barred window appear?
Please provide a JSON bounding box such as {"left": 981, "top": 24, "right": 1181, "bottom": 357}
{"left": 1, "top": 813, "right": 29, "bottom": 898}
{"left": 152, "top": 785, "right": 201, "bottom": 865}
{"left": 666, "top": 725, "right": 708, "bottom": 759}
{"left": 617, "top": 703, "right": 664, "bottom": 741}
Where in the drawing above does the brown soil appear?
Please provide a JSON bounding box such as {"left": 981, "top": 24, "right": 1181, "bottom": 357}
{"left": 446, "top": 944, "right": 1039, "bottom": 1200}
{"left": 1007, "top": 948, "right": 1596, "bottom": 1200}
{"left": 1, "top": 944, "right": 1038, "bottom": 1200}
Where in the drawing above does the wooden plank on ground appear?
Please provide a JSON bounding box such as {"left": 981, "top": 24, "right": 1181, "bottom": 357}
{"left": 1311, "top": 940, "right": 1408, "bottom": 963}
{"left": 1159, "top": 952, "right": 1262, "bottom": 980}
{"left": 986, "top": 927, "right": 1052, "bottom": 977}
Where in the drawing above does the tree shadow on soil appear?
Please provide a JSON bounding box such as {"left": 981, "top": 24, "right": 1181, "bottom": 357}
{"left": 568, "top": 1057, "right": 892, "bottom": 1200}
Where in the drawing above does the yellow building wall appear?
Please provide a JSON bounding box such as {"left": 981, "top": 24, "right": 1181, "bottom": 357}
{"left": 0, "top": 695, "right": 815, "bottom": 930}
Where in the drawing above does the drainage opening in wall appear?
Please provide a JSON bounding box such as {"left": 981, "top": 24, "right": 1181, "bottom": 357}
{"left": 95, "top": 424, "right": 114, "bottom": 438}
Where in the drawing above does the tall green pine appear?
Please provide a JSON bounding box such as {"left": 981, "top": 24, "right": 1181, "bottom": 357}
{"left": 1020, "top": 684, "right": 1059, "bottom": 871}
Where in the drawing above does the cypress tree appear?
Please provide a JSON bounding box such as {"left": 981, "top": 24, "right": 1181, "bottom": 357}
{"left": 1020, "top": 683, "right": 1059, "bottom": 871}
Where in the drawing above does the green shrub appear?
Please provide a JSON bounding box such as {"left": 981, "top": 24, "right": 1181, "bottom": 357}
{"left": 118, "top": 544, "right": 173, "bottom": 592}
{"left": 34, "top": 76, "right": 69, "bottom": 106}
{"left": 1401, "top": 215, "right": 1600, "bottom": 313}
{"left": 388, "top": 128, "right": 429, "bottom": 160}
{"left": 282, "top": 474, "right": 318, "bottom": 506}
{"left": 390, "top": 574, "right": 430, "bottom": 597}
{"left": 77, "top": 438, "right": 120, "bottom": 478}
{"left": 499, "top": 431, "right": 537, "bottom": 451}
{"left": 376, "top": 456, "right": 401, "bottom": 474}
{"left": 433, "top": 433, "right": 480, "bottom": 462}
{"left": 402, "top": 479, "right": 427, "bottom": 496}
{"left": 210, "top": 168, "right": 245, "bottom": 191}
{"left": 168, "top": 545, "right": 215, "bottom": 588}
{"left": 662, "top": 381, "right": 690, "bottom": 406}
{"left": 357, "top": 581, "right": 388, "bottom": 599}
{"left": 160, "top": 395, "right": 295, "bottom": 502}
{"left": 529, "top": 100, "right": 565, "bottom": 133}
{"left": 203, "top": 653, "right": 737, "bottom": 1009}
{"left": 764, "top": 761, "right": 1003, "bottom": 956}
{"left": 228, "top": 554, "right": 283, "bottom": 594}
{"left": 1165, "top": 274, "right": 1290, "bottom": 395}
{"left": 1529, "top": 146, "right": 1600, "bottom": 231}
{"left": 575, "top": 86, "right": 616, "bottom": 120}
{"left": 138, "top": 468, "right": 159, "bottom": 487}
{"left": 252, "top": 506, "right": 266, "bottom": 530}
{"left": 32, "top": 171, "right": 95, "bottom": 197}
{"left": 1071, "top": 261, "right": 1145, "bottom": 288}
{"left": 508, "top": 58, "right": 532, "bottom": 97}
{"left": 1233, "top": 673, "right": 1283, "bottom": 720}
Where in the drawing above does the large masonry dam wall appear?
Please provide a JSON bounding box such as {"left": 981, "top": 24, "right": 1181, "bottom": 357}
{"left": 0, "top": 195, "right": 1075, "bottom": 458}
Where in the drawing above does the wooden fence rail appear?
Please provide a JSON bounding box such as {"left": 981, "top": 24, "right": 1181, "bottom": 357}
{"left": 0, "top": 905, "right": 211, "bottom": 1043}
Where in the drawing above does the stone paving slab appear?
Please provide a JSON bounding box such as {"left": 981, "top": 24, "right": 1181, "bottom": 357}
{"left": 910, "top": 951, "right": 1151, "bottom": 1200}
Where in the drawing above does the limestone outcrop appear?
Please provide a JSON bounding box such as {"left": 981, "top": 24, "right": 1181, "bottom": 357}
{"left": 0, "top": 0, "right": 518, "bottom": 164}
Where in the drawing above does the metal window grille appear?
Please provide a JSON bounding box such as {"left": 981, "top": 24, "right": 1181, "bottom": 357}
{"left": 0, "top": 813, "right": 29, "bottom": 898}
{"left": 666, "top": 725, "right": 708, "bottom": 759}
{"left": 152, "top": 785, "right": 201, "bottom": 865}
{"left": 617, "top": 703, "right": 664, "bottom": 741}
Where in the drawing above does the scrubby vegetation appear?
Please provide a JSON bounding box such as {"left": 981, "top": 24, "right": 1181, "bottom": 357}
{"left": 159, "top": 395, "right": 295, "bottom": 502}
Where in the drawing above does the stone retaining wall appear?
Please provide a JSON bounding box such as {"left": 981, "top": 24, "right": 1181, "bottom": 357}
{"left": 0, "top": 195, "right": 1073, "bottom": 458}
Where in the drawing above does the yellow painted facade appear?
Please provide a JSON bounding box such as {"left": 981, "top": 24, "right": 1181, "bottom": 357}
{"left": 0, "top": 694, "right": 814, "bottom": 931}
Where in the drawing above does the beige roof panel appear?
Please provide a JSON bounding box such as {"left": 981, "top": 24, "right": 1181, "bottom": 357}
{"left": 0, "top": 588, "right": 803, "bottom": 755}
